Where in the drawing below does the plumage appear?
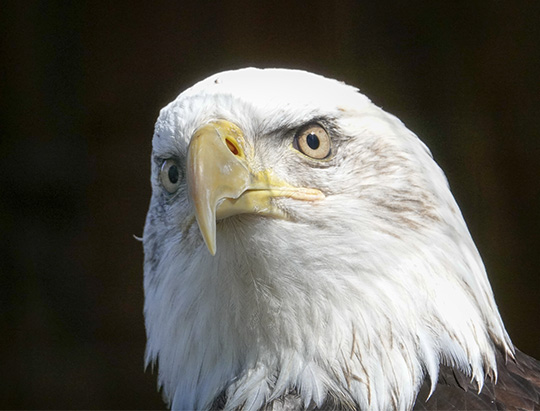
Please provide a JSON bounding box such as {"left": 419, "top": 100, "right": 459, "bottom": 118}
{"left": 143, "top": 68, "right": 540, "bottom": 410}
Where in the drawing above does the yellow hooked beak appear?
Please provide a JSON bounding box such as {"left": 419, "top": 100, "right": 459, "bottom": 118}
{"left": 187, "top": 120, "right": 325, "bottom": 255}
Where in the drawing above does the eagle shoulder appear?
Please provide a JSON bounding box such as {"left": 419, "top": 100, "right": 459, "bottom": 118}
{"left": 414, "top": 348, "right": 540, "bottom": 410}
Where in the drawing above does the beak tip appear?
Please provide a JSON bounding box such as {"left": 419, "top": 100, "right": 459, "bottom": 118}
{"left": 194, "top": 212, "right": 217, "bottom": 256}
{"left": 207, "top": 242, "right": 217, "bottom": 256}
{"left": 195, "top": 215, "right": 218, "bottom": 256}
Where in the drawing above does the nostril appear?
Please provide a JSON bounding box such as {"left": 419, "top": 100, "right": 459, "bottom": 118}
{"left": 225, "top": 138, "right": 239, "bottom": 155}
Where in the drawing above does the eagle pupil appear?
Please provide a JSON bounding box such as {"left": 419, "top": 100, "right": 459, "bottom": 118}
{"left": 168, "top": 165, "right": 179, "bottom": 184}
{"left": 306, "top": 133, "right": 320, "bottom": 150}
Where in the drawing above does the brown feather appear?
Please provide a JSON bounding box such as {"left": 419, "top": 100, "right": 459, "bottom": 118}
{"left": 212, "top": 349, "right": 540, "bottom": 410}
{"left": 414, "top": 348, "right": 540, "bottom": 410}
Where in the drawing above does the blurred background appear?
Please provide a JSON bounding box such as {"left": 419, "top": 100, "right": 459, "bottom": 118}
{"left": 1, "top": 1, "right": 539, "bottom": 408}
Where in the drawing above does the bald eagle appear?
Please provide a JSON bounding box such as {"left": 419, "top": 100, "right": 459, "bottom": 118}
{"left": 143, "top": 68, "right": 540, "bottom": 410}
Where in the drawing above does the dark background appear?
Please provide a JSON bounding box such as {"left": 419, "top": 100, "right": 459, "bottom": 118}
{"left": 1, "top": 1, "right": 539, "bottom": 408}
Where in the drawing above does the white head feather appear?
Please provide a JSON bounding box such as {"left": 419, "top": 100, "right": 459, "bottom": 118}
{"left": 143, "top": 68, "right": 513, "bottom": 410}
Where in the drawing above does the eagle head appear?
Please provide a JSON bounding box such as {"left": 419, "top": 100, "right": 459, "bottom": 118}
{"left": 143, "top": 68, "right": 513, "bottom": 410}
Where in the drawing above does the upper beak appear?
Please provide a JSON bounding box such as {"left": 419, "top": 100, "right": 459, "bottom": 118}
{"left": 187, "top": 120, "right": 324, "bottom": 255}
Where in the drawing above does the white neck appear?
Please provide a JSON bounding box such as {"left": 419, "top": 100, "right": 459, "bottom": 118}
{"left": 144, "top": 209, "right": 512, "bottom": 410}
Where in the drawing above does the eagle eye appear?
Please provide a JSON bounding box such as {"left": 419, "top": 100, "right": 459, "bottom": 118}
{"left": 160, "top": 159, "right": 182, "bottom": 193}
{"left": 294, "top": 124, "right": 331, "bottom": 159}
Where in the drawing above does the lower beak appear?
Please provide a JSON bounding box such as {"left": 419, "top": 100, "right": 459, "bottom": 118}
{"left": 187, "top": 120, "right": 324, "bottom": 255}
